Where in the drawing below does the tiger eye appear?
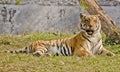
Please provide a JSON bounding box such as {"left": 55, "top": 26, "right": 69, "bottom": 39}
{"left": 84, "top": 17, "right": 89, "bottom": 22}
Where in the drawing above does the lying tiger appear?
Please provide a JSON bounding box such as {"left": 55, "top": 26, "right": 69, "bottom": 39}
{"left": 5, "top": 13, "right": 115, "bottom": 57}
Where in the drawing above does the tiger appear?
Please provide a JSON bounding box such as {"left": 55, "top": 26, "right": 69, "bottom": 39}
{"left": 5, "top": 13, "right": 115, "bottom": 57}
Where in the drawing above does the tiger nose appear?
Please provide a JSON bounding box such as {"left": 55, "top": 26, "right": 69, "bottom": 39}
{"left": 89, "top": 25, "right": 92, "bottom": 27}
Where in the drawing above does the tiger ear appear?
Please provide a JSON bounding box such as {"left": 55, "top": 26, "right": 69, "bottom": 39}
{"left": 80, "top": 13, "right": 86, "bottom": 18}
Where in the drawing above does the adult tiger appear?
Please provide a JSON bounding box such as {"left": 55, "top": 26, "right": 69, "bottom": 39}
{"left": 5, "top": 13, "right": 115, "bottom": 57}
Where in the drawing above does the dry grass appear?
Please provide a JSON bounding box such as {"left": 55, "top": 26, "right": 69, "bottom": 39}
{"left": 0, "top": 32, "right": 120, "bottom": 72}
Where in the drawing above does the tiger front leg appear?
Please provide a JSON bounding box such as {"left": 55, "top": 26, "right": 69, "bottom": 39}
{"left": 99, "top": 47, "right": 115, "bottom": 56}
{"left": 73, "top": 48, "right": 94, "bottom": 57}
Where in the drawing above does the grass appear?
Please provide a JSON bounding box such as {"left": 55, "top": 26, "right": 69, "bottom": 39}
{"left": 0, "top": 32, "right": 120, "bottom": 72}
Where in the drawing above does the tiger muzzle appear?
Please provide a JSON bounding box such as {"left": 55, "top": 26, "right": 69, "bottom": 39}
{"left": 86, "top": 30, "right": 94, "bottom": 35}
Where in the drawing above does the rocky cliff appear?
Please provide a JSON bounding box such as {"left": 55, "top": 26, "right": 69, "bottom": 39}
{"left": 0, "top": 0, "right": 119, "bottom": 34}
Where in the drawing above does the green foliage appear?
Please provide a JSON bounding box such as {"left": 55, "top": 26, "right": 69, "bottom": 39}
{"left": 0, "top": 0, "right": 3, "bottom": 2}
{"left": 79, "top": 0, "right": 88, "bottom": 10}
{"left": 0, "top": 0, "right": 21, "bottom": 4}
{"left": 15, "top": 0, "right": 21, "bottom": 5}
{"left": 102, "top": 33, "right": 117, "bottom": 45}
{"left": 101, "top": 33, "right": 106, "bottom": 43}
{"left": 23, "top": 32, "right": 73, "bottom": 42}
{"left": 105, "top": 39, "right": 117, "bottom": 45}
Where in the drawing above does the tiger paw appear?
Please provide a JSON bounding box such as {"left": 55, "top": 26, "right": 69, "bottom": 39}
{"left": 106, "top": 52, "right": 115, "bottom": 56}
{"left": 32, "top": 51, "right": 43, "bottom": 56}
{"left": 45, "top": 53, "right": 52, "bottom": 57}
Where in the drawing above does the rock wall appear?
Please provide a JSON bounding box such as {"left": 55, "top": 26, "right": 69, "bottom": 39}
{"left": 0, "top": 0, "right": 120, "bottom": 34}
{"left": 0, "top": 0, "right": 81, "bottom": 34}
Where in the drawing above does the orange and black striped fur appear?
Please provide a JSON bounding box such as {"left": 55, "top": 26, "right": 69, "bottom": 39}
{"left": 5, "top": 13, "right": 115, "bottom": 57}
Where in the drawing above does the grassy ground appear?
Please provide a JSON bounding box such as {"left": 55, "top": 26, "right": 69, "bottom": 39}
{"left": 0, "top": 32, "right": 120, "bottom": 72}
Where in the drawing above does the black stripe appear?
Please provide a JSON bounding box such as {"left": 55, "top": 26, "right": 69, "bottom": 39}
{"left": 25, "top": 47, "right": 27, "bottom": 49}
{"left": 21, "top": 48, "right": 26, "bottom": 53}
{"left": 81, "top": 24, "right": 86, "bottom": 31}
{"left": 99, "top": 48, "right": 103, "bottom": 55}
{"left": 19, "top": 50, "right": 22, "bottom": 53}
{"left": 94, "top": 39, "right": 101, "bottom": 47}
{"left": 82, "top": 34, "right": 91, "bottom": 43}
{"left": 60, "top": 42, "right": 62, "bottom": 48}
{"left": 79, "top": 44, "right": 86, "bottom": 49}
{"left": 65, "top": 43, "right": 70, "bottom": 56}
{"left": 60, "top": 43, "right": 64, "bottom": 55}
{"left": 98, "top": 45, "right": 102, "bottom": 51}
{"left": 25, "top": 47, "right": 27, "bottom": 52}
{"left": 91, "top": 39, "right": 102, "bottom": 54}
{"left": 96, "top": 24, "right": 100, "bottom": 31}
{"left": 10, "top": 51, "right": 13, "bottom": 53}
{"left": 56, "top": 44, "right": 59, "bottom": 50}
{"left": 60, "top": 47, "right": 64, "bottom": 55}
{"left": 56, "top": 53, "right": 59, "bottom": 56}
{"left": 63, "top": 47, "right": 68, "bottom": 56}
{"left": 71, "top": 47, "right": 73, "bottom": 54}
{"left": 15, "top": 50, "right": 18, "bottom": 53}
{"left": 92, "top": 39, "right": 101, "bottom": 50}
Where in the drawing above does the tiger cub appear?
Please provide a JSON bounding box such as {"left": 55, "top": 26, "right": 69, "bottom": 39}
{"left": 5, "top": 13, "right": 115, "bottom": 57}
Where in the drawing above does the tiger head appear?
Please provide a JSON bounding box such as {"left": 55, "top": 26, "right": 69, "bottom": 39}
{"left": 80, "top": 13, "right": 101, "bottom": 36}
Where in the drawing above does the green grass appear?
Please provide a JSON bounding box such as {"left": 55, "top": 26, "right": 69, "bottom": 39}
{"left": 0, "top": 32, "right": 120, "bottom": 72}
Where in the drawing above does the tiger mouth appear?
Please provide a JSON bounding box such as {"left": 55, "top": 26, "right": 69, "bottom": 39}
{"left": 86, "top": 30, "right": 94, "bottom": 35}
